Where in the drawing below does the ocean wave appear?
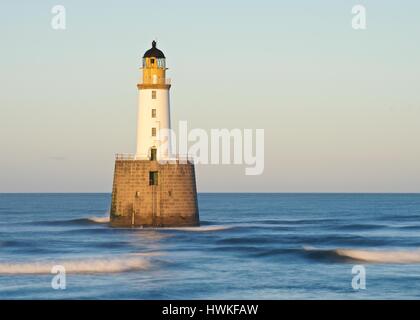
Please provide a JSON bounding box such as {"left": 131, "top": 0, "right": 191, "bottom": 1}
{"left": 28, "top": 216, "right": 110, "bottom": 226}
{"left": 332, "top": 223, "right": 387, "bottom": 231}
{"left": 303, "top": 247, "right": 420, "bottom": 264}
{"left": 217, "top": 236, "right": 273, "bottom": 245}
{"left": 250, "top": 248, "right": 301, "bottom": 257}
{"left": 335, "top": 249, "right": 420, "bottom": 263}
{"left": 88, "top": 216, "right": 110, "bottom": 223}
{"left": 0, "top": 240, "right": 21, "bottom": 247}
{"left": 162, "top": 225, "right": 232, "bottom": 232}
{"left": 257, "top": 218, "right": 341, "bottom": 225}
{"left": 0, "top": 255, "right": 153, "bottom": 274}
{"left": 65, "top": 216, "right": 110, "bottom": 225}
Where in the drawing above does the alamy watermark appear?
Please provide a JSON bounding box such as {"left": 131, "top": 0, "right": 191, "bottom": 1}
{"left": 352, "top": 5, "right": 367, "bottom": 30}
{"left": 51, "top": 5, "right": 66, "bottom": 30}
{"left": 351, "top": 265, "right": 366, "bottom": 290}
{"left": 51, "top": 265, "right": 66, "bottom": 290}
{"left": 155, "top": 121, "right": 265, "bottom": 176}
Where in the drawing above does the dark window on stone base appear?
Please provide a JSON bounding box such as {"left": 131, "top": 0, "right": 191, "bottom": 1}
{"left": 149, "top": 171, "right": 158, "bottom": 186}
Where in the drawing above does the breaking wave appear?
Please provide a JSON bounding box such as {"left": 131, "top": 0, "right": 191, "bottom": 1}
{"left": 304, "top": 247, "right": 420, "bottom": 264}
{"left": 29, "top": 215, "right": 110, "bottom": 226}
{"left": 0, "top": 256, "right": 152, "bottom": 274}
{"left": 88, "top": 216, "right": 110, "bottom": 223}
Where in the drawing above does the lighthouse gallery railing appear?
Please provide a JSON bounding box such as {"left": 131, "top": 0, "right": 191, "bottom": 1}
{"left": 115, "top": 153, "right": 194, "bottom": 163}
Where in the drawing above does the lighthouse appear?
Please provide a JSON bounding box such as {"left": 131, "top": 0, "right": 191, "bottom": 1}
{"left": 109, "top": 41, "right": 200, "bottom": 227}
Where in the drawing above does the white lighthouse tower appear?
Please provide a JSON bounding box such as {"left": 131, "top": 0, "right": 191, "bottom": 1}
{"left": 135, "top": 40, "right": 171, "bottom": 160}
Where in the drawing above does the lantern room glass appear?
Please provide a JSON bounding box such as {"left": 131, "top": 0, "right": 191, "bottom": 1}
{"left": 143, "top": 58, "right": 166, "bottom": 69}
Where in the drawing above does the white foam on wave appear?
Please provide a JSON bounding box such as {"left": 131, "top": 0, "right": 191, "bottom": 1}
{"left": 88, "top": 216, "right": 110, "bottom": 223}
{"left": 87, "top": 216, "right": 230, "bottom": 231}
{"left": 304, "top": 246, "right": 420, "bottom": 264}
{"left": 335, "top": 249, "right": 420, "bottom": 264}
{"left": 0, "top": 256, "right": 152, "bottom": 274}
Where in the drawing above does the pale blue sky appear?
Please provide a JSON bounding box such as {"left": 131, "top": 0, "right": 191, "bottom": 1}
{"left": 1, "top": 0, "right": 419, "bottom": 192}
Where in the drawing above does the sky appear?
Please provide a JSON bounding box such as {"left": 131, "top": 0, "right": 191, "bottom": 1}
{"left": 0, "top": 0, "right": 419, "bottom": 192}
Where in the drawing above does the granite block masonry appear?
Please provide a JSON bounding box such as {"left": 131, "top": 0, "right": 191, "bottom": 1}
{"left": 110, "top": 159, "right": 199, "bottom": 227}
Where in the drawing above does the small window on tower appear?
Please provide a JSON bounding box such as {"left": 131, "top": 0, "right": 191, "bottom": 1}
{"left": 149, "top": 171, "right": 158, "bottom": 186}
{"left": 150, "top": 148, "right": 157, "bottom": 161}
{"left": 152, "top": 109, "right": 156, "bottom": 118}
{"left": 151, "top": 127, "right": 156, "bottom": 136}
{"left": 152, "top": 91, "right": 156, "bottom": 99}
{"left": 150, "top": 58, "right": 155, "bottom": 64}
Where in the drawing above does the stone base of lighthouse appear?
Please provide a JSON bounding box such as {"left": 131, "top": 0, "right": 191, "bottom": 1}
{"left": 110, "top": 159, "right": 200, "bottom": 227}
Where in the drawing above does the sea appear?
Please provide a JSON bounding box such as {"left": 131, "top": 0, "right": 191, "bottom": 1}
{"left": 0, "top": 193, "right": 420, "bottom": 299}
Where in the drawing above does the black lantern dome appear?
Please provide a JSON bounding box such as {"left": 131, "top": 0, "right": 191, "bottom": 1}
{"left": 143, "top": 40, "right": 165, "bottom": 59}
